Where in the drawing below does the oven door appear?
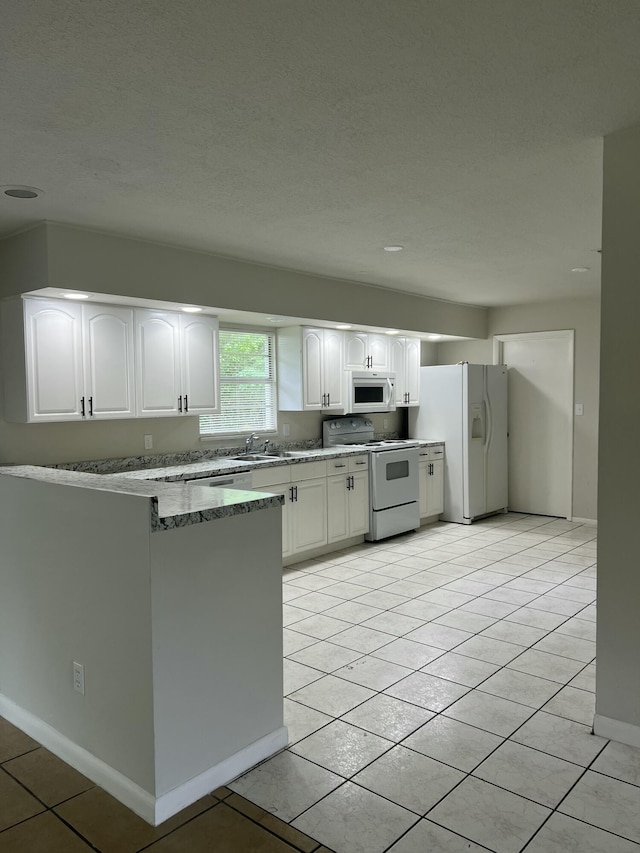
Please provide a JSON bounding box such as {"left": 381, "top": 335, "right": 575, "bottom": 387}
{"left": 369, "top": 447, "right": 419, "bottom": 510}
{"left": 349, "top": 372, "right": 396, "bottom": 413}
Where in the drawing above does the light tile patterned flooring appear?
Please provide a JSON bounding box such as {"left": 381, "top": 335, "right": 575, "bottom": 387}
{"left": 2, "top": 513, "right": 640, "bottom": 852}
{"left": 230, "top": 512, "right": 640, "bottom": 853}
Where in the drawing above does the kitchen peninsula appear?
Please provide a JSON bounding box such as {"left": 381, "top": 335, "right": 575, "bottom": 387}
{"left": 0, "top": 465, "right": 286, "bottom": 826}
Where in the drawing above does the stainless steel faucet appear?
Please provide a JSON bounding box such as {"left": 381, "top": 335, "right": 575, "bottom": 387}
{"left": 245, "top": 432, "right": 260, "bottom": 453}
{"left": 263, "top": 438, "right": 270, "bottom": 454}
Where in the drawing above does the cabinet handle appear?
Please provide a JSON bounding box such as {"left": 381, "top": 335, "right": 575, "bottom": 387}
{"left": 184, "top": 394, "right": 188, "bottom": 413}
{"left": 335, "top": 463, "right": 347, "bottom": 468}
{"left": 322, "top": 393, "right": 326, "bottom": 407}
{"left": 355, "top": 460, "right": 366, "bottom": 465}
{"left": 294, "top": 485, "right": 298, "bottom": 502}
{"left": 327, "top": 393, "right": 330, "bottom": 406}
{"left": 289, "top": 486, "right": 294, "bottom": 502}
{"left": 350, "top": 475, "right": 355, "bottom": 489}
{"left": 178, "top": 395, "right": 183, "bottom": 413}
{"left": 89, "top": 396, "right": 93, "bottom": 417}
{"left": 80, "top": 396, "right": 85, "bottom": 418}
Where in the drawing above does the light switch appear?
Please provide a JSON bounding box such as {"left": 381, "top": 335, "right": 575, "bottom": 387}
{"left": 575, "top": 403, "right": 584, "bottom": 416}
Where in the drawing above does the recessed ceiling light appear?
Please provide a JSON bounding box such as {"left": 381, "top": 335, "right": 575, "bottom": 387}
{"left": 336, "top": 324, "right": 352, "bottom": 330}
{"left": 182, "top": 306, "right": 203, "bottom": 313}
{"left": 61, "top": 292, "right": 90, "bottom": 300}
{"left": 2, "top": 185, "right": 44, "bottom": 199}
{"left": 571, "top": 267, "right": 590, "bottom": 273}
{"left": 383, "top": 245, "right": 404, "bottom": 252}
{"left": 266, "top": 316, "right": 285, "bottom": 323}
{"left": 385, "top": 329, "right": 399, "bottom": 335}
{"left": 427, "top": 334, "right": 442, "bottom": 340}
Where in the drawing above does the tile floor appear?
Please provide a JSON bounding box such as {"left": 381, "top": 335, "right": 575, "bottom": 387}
{"left": 2, "top": 512, "right": 640, "bottom": 852}
{"left": 229, "top": 512, "right": 640, "bottom": 853}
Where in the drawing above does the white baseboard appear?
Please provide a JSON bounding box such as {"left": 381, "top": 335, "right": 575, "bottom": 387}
{"left": 570, "top": 517, "right": 597, "bottom": 525}
{"left": 155, "top": 726, "right": 288, "bottom": 824}
{"left": 593, "top": 713, "right": 640, "bottom": 748}
{"left": 0, "top": 693, "right": 156, "bottom": 821}
{"left": 0, "top": 692, "right": 288, "bottom": 826}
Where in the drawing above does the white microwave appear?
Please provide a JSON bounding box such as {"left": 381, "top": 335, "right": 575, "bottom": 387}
{"left": 347, "top": 371, "right": 396, "bottom": 414}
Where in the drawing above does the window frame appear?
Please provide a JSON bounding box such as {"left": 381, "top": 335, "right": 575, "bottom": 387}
{"left": 199, "top": 325, "right": 278, "bottom": 439}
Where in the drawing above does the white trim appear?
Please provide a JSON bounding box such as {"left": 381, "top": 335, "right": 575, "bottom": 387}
{"left": 154, "top": 726, "right": 288, "bottom": 825}
{"left": 0, "top": 693, "right": 156, "bottom": 821}
{"left": 571, "top": 516, "right": 598, "bottom": 525}
{"left": 593, "top": 714, "right": 640, "bottom": 749}
{"left": 493, "top": 330, "right": 574, "bottom": 521}
{"left": 0, "top": 692, "right": 288, "bottom": 826}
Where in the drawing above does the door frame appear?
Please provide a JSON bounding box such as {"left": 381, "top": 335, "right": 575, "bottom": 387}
{"left": 493, "top": 330, "right": 575, "bottom": 520}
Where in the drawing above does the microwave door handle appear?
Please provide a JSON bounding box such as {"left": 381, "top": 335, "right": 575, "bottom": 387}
{"left": 386, "top": 377, "right": 394, "bottom": 404}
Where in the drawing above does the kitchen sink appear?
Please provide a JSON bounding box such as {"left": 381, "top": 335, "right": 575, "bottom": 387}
{"left": 229, "top": 450, "right": 313, "bottom": 462}
{"left": 229, "top": 454, "right": 274, "bottom": 462}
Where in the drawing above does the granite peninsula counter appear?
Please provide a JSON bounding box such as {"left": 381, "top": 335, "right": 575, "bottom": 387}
{"left": 0, "top": 464, "right": 284, "bottom": 530}
{"left": 0, "top": 463, "right": 287, "bottom": 826}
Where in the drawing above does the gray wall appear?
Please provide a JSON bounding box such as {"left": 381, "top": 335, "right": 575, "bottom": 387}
{"left": 595, "top": 123, "right": 640, "bottom": 735}
{"left": 437, "top": 297, "right": 601, "bottom": 521}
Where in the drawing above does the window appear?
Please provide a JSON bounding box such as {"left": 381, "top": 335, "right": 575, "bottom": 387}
{"left": 200, "top": 328, "right": 277, "bottom": 436}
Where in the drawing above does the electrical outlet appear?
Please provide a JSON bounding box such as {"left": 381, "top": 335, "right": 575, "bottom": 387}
{"left": 383, "top": 418, "right": 389, "bottom": 430}
{"left": 144, "top": 434, "right": 153, "bottom": 450}
{"left": 282, "top": 423, "right": 290, "bottom": 437}
{"left": 73, "top": 661, "right": 85, "bottom": 695}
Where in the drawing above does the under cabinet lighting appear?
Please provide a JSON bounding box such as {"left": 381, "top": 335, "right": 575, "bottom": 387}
{"left": 571, "top": 267, "right": 590, "bottom": 273}
{"left": 427, "top": 334, "right": 442, "bottom": 340}
{"left": 383, "top": 245, "right": 404, "bottom": 252}
{"left": 336, "top": 324, "right": 352, "bottom": 330}
{"left": 182, "top": 306, "right": 203, "bottom": 313}
{"left": 385, "top": 329, "right": 399, "bottom": 335}
{"left": 61, "top": 292, "right": 90, "bottom": 300}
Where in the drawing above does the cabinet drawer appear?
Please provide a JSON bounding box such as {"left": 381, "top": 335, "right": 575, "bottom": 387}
{"left": 292, "top": 460, "right": 327, "bottom": 481}
{"left": 252, "top": 466, "right": 292, "bottom": 488}
{"left": 419, "top": 444, "right": 445, "bottom": 461}
{"left": 348, "top": 455, "right": 369, "bottom": 472}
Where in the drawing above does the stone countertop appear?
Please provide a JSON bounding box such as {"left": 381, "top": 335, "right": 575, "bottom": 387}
{"left": 0, "top": 465, "right": 283, "bottom": 532}
{"left": 108, "top": 440, "right": 445, "bottom": 483}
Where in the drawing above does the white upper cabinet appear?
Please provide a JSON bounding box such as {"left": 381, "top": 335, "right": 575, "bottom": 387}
{"left": 1, "top": 297, "right": 135, "bottom": 422}
{"left": 135, "top": 309, "right": 219, "bottom": 417}
{"left": 389, "top": 336, "right": 421, "bottom": 406}
{"left": 344, "top": 332, "right": 390, "bottom": 371}
{"left": 278, "top": 326, "right": 345, "bottom": 411}
{"left": 83, "top": 304, "right": 136, "bottom": 418}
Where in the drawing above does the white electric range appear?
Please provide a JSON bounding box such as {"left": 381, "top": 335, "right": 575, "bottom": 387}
{"left": 323, "top": 417, "right": 420, "bottom": 541}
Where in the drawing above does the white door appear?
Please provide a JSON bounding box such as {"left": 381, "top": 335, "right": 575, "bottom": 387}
{"left": 180, "top": 315, "right": 220, "bottom": 414}
{"left": 348, "top": 470, "right": 370, "bottom": 536}
{"left": 494, "top": 331, "right": 574, "bottom": 518}
{"left": 83, "top": 304, "right": 135, "bottom": 418}
{"left": 405, "top": 338, "right": 421, "bottom": 405}
{"left": 344, "top": 333, "right": 368, "bottom": 370}
{"left": 25, "top": 299, "right": 84, "bottom": 420}
{"left": 368, "top": 334, "right": 390, "bottom": 370}
{"left": 327, "top": 475, "right": 349, "bottom": 543}
{"left": 322, "top": 328, "right": 344, "bottom": 410}
{"left": 389, "top": 337, "right": 406, "bottom": 405}
{"left": 291, "top": 477, "right": 327, "bottom": 554}
{"left": 302, "top": 328, "right": 324, "bottom": 409}
{"left": 135, "top": 310, "right": 182, "bottom": 416}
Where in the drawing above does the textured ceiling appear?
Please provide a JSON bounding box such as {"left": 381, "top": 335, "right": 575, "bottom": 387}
{"left": 2, "top": 1, "right": 640, "bottom": 307}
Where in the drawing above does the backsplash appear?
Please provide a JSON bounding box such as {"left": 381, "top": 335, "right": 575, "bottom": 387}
{"left": 51, "top": 431, "right": 400, "bottom": 475}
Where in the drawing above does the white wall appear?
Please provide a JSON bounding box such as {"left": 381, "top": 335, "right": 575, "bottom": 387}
{"left": 594, "top": 123, "right": 640, "bottom": 740}
{"left": 0, "top": 476, "right": 156, "bottom": 791}
{"left": 437, "top": 297, "right": 600, "bottom": 520}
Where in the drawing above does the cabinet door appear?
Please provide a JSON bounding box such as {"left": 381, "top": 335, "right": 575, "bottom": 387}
{"left": 291, "top": 477, "right": 328, "bottom": 554}
{"left": 405, "top": 338, "right": 421, "bottom": 406}
{"left": 135, "top": 310, "right": 182, "bottom": 416}
{"left": 418, "top": 459, "right": 429, "bottom": 516}
{"left": 368, "top": 334, "right": 390, "bottom": 370}
{"left": 427, "top": 459, "right": 444, "bottom": 516}
{"left": 83, "top": 305, "right": 135, "bottom": 418}
{"left": 348, "top": 470, "right": 370, "bottom": 536}
{"left": 25, "top": 299, "right": 84, "bottom": 421}
{"left": 302, "top": 328, "right": 324, "bottom": 409}
{"left": 327, "top": 475, "right": 349, "bottom": 543}
{"left": 389, "top": 337, "right": 407, "bottom": 405}
{"left": 322, "top": 328, "right": 345, "bottom": 409}
{"left": 344, "top": 333, "right": 368, "bottom": 370}
{"left": 180, "top": 315, "right": 220, "bottom": 414}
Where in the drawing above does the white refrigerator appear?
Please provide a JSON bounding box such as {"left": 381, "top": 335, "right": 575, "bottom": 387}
{"left": 409, "top": 363, "right": 508, "bottom": 524}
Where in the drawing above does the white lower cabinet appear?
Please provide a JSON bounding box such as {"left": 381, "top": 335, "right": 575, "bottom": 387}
{"left": 252, "top": 460, "right": 328, "bottom": 559}
{"left": 327, "top": 455, "right": 370, "bottom": 543}
{"left": 419, "top": 445, "right": 444, "bottom": 519}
